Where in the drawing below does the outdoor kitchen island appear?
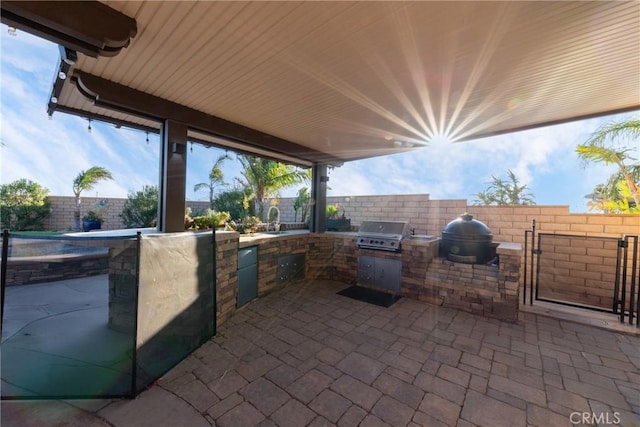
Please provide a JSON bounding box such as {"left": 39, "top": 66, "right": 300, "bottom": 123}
{"left": 312, "top": 232, "right": 522, "bottom": 322}
{"left": 227, "top": 230, "right": 522, "bottom": 325}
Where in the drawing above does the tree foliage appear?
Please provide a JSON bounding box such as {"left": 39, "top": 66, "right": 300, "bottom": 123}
{"left": 72, "top": 166, "right": 113, "bottom": 231}
{"left": 213, "top": 188, "right": 254, "bottom": 220}
{"left": 237, "top": 155, "right": 309, "bottom": 219}
{"left": 585, "top": 166, "right": 640, "bottom": 213}
{"left": 577, "top": 119, "right": 640, "bottom": 213}
{"left": 120, "top": 185, "right": 158, "bottom": 228}
{"left": 194, "top": 153, "right": 231, "bottom": 208}
{"left": 0, "top": 179, "right": 51, "bottom": 231}
{"left": 473, "top": 170, "right": 535, "bottom": 206}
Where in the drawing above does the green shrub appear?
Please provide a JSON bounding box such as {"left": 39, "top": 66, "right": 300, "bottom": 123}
{"left": 0, "top": 179, "right": 51, "bottom": 231}
{"left": 235, "top": 215, "right": 261, "bottom": 234}
{"left": 120, "top": 185, "right": 158, "bottom": 228}
{"left": 192, "top": 209, "right": 231, "bottom": 230}
{"left": 192, "top": 216, "right": 210, "bottom": 230}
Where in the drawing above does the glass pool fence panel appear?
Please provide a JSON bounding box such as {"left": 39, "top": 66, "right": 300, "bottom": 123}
{"left": 1, "top": 232, "right": 139, "bottom": 399}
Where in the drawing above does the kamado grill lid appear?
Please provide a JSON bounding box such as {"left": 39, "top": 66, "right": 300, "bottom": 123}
{"left": 442, "top": 213, "right": 492, "bottom": 241}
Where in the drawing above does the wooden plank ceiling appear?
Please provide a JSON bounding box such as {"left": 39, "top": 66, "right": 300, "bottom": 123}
{"left": 52, "top": 1, "right": 639, "bottom": 165}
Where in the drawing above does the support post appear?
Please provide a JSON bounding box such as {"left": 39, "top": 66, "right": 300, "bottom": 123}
{"left": 310, "top": 163, "right": 328, "bottom": 233}
{"left": 158, "top": 120, "right": 187, "bottom": 232}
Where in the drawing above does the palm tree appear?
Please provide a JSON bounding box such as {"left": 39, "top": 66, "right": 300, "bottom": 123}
{"left": 473, "top": 170, "right": 535, "bottom": 205}
{"left": 72, "top": 166, "right": 113, "bottom": 231}
{"left": 577, "top": 119, "right": 640, "bottom": 210}
{"left": 585, "top": 166, "right": 640, "bottom": 213}
{"left": 237, "top": 155, "right": 310, "bottom": 219}
{"left": 194, "top": 153, "right": 231, "bottom": 208}
{"left": 293, "top": 187, "right": 313, "bottom": 223}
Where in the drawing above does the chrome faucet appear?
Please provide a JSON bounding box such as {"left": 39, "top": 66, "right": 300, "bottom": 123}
{"left": 267, "top": 206, "right": 280, "bottom": 231}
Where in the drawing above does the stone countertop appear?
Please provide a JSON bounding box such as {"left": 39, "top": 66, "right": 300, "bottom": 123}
{"left": 236, "top": 230, "right": 440, "bottom": 251}
{"left": 59, "top": 229, "right": 442, "bottom": 252}
{"left": 238, "top": 229, "right": 312, "bottom": 248}
{"left": 496, "top": 242, "right": 523, "bottom": 255}
{"left": 403, "top": 236, "right": 440, "bottom": 247}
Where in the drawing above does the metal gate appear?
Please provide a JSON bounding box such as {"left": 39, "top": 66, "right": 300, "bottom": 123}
{"left": 524, "top": 220, "right": 639, "bottom": 326}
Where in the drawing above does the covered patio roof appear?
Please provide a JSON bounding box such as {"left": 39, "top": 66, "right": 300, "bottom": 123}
{"left": 3, "top": 1, "right": 639, "bottom": 167}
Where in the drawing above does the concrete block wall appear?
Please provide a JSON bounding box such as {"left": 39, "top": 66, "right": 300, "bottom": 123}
{"left": 45, "top": 196, "right": 211, "bottom": 231}
{"left": 270, "top": 199, "right": 301, "bottom": 223}
{"left": 47, "top": 196, "right": 127, "bottom": 231}
{"left": 273, "top": 194, "right": 640, "bottom": 239}
{"left": 535, "top": 234, "right": 633, "bottom": 309}
{"left": 46, "top": 193, "right": 640, "bottom": 238}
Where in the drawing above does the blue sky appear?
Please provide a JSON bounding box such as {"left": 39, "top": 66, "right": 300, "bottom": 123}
{"left": 1, "top": 26, "right": 637, "bottom": 213}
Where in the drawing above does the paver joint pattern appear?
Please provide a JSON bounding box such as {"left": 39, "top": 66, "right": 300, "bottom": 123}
{"left": 2, "top": 280, "right": 639, "bottom": 427}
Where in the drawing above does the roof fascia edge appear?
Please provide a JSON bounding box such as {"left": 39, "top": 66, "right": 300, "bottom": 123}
{"left": 72, "top": 71, "right": 342, "bottom": 166}
{"left": 457, "top": 105, "right": 640, "bottom": 143}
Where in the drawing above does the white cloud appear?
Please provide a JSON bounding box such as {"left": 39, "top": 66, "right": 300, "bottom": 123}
{"left": 328, "top": 165, "right": 377, "bottom": 196}
{"left": 325, "top": 111, "right": 637, "bottom": 212}
{"left": 1, "top": 29, "right": 161, "bottom": 199}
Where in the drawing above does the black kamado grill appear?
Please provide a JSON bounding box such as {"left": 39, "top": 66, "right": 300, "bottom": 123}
{"left": 440, "top": 213, "right": 495, "bottom": 264}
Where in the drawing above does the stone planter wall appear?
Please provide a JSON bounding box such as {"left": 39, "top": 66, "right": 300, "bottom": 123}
{"left": 5, "top": 252, "right": 109, "bottom": 286}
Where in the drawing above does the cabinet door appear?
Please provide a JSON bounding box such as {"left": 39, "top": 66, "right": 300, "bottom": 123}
{"left": 357, "top": 255, "right": 375, "bottom": 285}
{"left": 238, "top": 246, "right": 258, "bottom": 269}
{"left": 374, "top": 258, "right": 401, "bottom": 292}
{"left": 237, "top": 265, "right": 258, "bottom": 307}
{"left": 290, "top": 253, "right": 305, "bottom": 281}
{"left": 277, "top": 254, "right": 306, "bottom": 284}
{"left": 277, "top": 255, "right": 291, "bottom": 284}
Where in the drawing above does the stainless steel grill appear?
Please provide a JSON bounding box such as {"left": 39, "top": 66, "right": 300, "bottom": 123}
{"left": 356, "top": 220, "right": 408, "bottom": 252}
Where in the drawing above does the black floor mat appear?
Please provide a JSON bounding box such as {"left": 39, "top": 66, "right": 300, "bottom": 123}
{"left": 337, "top": 285, "right": 400, "bottom": 308}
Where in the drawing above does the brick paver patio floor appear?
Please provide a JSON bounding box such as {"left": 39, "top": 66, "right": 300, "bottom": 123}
{"left": 2, "top": 279, "right": 639, "bottom": 426}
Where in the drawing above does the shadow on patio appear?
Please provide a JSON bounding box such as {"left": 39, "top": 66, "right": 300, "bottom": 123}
{"left": 2, "top": 278, "right": 639, "bottom": 426}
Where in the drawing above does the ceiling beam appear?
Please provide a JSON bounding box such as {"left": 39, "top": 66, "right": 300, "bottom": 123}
{"left": 0, "top": 0, "right": 136, "bottom": 57}
{"left": 72, "top": 70, "right": 343, "bottom": 165}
